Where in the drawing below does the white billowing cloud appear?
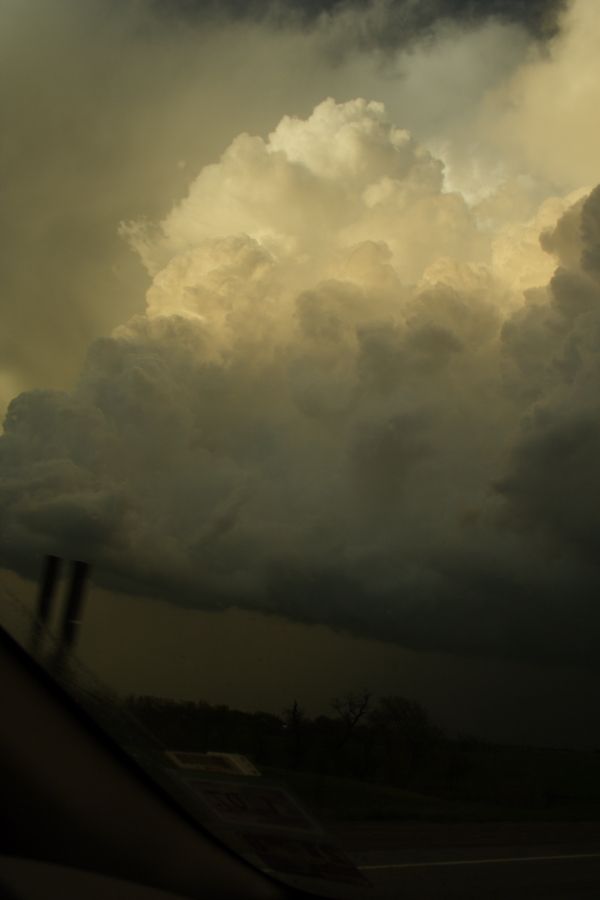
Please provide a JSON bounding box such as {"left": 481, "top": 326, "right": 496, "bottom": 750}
{"left": 2, "top": 96, "right": 600, "bottom": 666}
{"left": 0, "top": 0, "right": 569, "bottom": 425}
{"left": 128, "top": 98, "right": 479, "bottom": 287}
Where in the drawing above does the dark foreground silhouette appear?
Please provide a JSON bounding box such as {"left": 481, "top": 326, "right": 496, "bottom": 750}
{"left": 124, "top": 692, "right": 600, "bottom": 825}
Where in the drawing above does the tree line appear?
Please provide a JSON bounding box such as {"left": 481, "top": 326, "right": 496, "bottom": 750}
{"left": 123, "top": 689, "right": 461, "bottom": 788}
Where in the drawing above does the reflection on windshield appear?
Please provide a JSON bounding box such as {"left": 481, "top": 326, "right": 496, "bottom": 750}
{"left": 4, "top": 551, "right": 600, "bottom": 897}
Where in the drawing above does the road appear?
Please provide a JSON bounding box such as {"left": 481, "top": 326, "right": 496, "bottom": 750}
{"left": 332, "top": 821, "right": 600, "bottom": 898}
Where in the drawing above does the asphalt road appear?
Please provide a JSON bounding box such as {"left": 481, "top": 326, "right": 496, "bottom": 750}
{"left": 333, "top": 821, "right": 600, "bottom": 898}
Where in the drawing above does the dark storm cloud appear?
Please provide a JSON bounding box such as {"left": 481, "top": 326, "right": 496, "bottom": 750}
{"left": 497, "top": 190, "right": 600, "bottom": 573}
{"left": 4, "top": 0, "right": 600, "bottom": 678}
{"left": 581, "top": 184, "right": 600, "bottom": 278}
{"left": 151, "top": 0, "right": 567, "bottom": 43}
{"left": 2, "top": 90, "right": 600, "bottom": 671}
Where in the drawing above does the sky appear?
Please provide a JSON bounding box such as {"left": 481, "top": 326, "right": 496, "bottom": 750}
{"left": 2, "top": 0, "right": 600, "bottom": 745}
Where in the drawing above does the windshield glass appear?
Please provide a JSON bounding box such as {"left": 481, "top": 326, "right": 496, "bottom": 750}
{"left": 3, "top": 1, "right": 600, "bottom": 897}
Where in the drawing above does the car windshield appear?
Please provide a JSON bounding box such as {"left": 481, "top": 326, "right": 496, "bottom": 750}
{"left": 3, "top": 1, "right": 600, "bottom": 897}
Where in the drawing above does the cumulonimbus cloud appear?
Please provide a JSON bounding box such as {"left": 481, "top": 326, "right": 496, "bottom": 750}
{"left": 2, "top": 93, "right": 600, "bottom": 667}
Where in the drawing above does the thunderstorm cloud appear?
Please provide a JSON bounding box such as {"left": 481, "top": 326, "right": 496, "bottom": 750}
{"left": 2, "top": 0, "right": 600, "bottom": 669}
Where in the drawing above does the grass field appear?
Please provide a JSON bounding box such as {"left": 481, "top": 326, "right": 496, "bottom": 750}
{"left": 265, "top": 744, "right": 600, "bottom": 824}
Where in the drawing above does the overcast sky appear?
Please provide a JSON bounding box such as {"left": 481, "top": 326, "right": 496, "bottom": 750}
{"left": 2, "top": 0, "right": 600, "bottom": 745}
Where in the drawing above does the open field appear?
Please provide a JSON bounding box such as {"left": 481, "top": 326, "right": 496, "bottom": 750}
{"left": 265, "top": 744, "right": 600, "bottom": 826}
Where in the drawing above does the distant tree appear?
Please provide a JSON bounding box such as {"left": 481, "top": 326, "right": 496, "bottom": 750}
{"left": 283, "top": 699, "right": 308, "bottom": 768}
{"left": 283, "top": 699, "right": 306, "bottom": 728}
{"left": 330, "top": 689, "right": 372, "bottom": 751}
{"left": 249, "top": 711, "right": 284, "bottom": 764}
{"left": 369, "top": 695, "right": 442, "bottom": 782}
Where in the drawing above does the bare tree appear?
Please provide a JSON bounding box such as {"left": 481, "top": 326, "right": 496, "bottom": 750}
{"left": 331, "top": 689, "right": 372, "bottom": 750}
{"left": 369, "top": 695, "right": 442, "bottom": 781}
